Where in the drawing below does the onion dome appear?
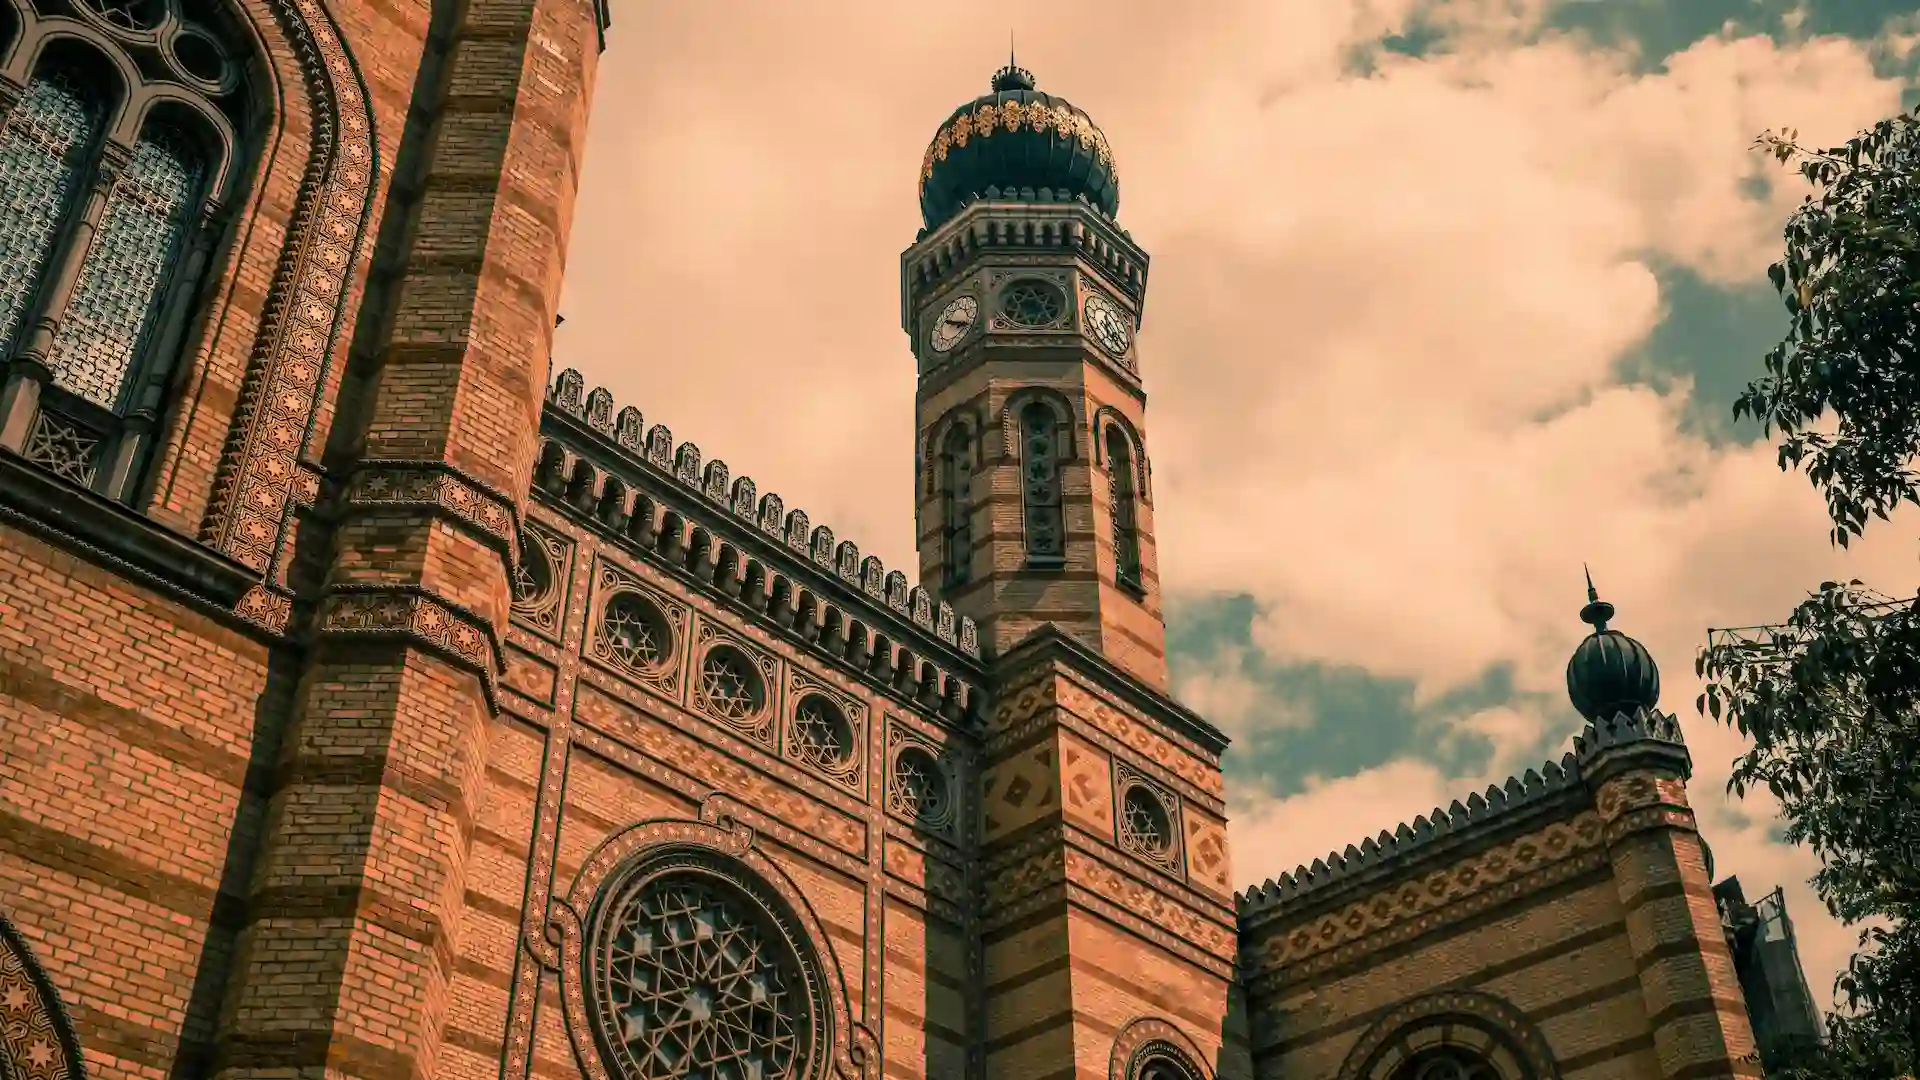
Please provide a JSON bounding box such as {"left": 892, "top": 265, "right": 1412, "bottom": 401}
{"left": 918, "top": 57, "right": 1120, "bottom": 230}
{"left": 1565, "top": 569, "right": 1661, "bottom": 721}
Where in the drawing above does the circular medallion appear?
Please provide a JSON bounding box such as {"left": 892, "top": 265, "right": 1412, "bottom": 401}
{"left": 999, "top": 279, "right": 1067, "bottom": 329}
{"left": 587, "top": 851, "right": 823, "bottom": 1080}
{"left": 1084, "top": 292, "right": 1132, "bottom": 356}
{"left": 928, "top": 295, "right": 977, "bottom": 354}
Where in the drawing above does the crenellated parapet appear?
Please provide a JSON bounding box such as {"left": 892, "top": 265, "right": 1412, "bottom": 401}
{"left": 1236, "top": 751, "right": 1589, "bottom": 922}
{"left": 538, "top": 368, "right": 985, "bottom": 725}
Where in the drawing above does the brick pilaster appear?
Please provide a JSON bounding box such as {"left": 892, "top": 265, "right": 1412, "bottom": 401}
{"left": 1592, "top": 759, "right": 1763, "bottom": 1080}
{"left": 980, "top": 642, "right": 1235, "bottom": 1080}
{"left": 210, "top": 0, "right": 598, "bottom": 1075}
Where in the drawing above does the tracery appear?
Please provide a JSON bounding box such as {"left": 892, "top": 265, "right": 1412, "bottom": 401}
{"left": 0, "top": 0, "right": 249, "bottom": 501}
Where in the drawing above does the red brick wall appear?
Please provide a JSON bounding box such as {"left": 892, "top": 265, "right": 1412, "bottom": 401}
{"left": 0, "top": 523, "right": 276, "bottom": 1080}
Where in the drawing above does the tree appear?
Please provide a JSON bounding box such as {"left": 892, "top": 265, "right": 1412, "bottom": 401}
{"left": 1696, "top": 105, "right": 1920, "bottom": 1080}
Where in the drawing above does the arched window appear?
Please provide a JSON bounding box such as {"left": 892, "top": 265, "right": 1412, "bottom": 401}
{"left": 1106, "top": 424, "right": 1140, "bottom": 590}
{"left": 1391, "top": 1048, "right": 1501, "bottom": 1080}
{"left": 1019, "top": 401, "right": 1064, "bottom": 564}
{"left": 0, "top": 0, "right": 251, "bottom": 504}
{"left": 940, "top": 424, "right": 973, "bottom": 589}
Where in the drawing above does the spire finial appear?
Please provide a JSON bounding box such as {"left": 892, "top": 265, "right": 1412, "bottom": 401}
{"left": 1579, "top": 564, "right": 1614, "bottom": 631}
{"left": 991, "top": 38, "right": 1036, "bottom": 92}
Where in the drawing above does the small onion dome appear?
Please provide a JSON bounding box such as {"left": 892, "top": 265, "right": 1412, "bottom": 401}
{"left": 1565, "top": 570, "right": 1661, "bottom": 721}
{"left": 918, "top": 61, "right": 1120, "bottom": 230}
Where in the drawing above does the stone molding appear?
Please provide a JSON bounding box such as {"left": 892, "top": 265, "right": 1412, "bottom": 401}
{"left": 1336, "top": 988, "right": 1561, "bottom": 1080}
{"left": 342, "top": 458, "right": 520, "bottom": 560}
{"left": 199, "top": 0, "right": 378, "bottom": 578}
{"left": 991, "top": 625, "right": 1227, "bottom": 759}
{"left": 0, "top": 909, "right": 87, "bottom": 1080}
{"left": 1241, "top": 813, "right": 1610, "bottom": 989}
{"left": 1110, "top": 1018, "right": 1213, "bottom": 1080}
{"left": 316, "top": 583, "right": 504, "bottom": 705}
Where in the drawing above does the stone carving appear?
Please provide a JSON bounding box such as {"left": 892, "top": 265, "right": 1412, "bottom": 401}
{"left": 202, "top": 0, "right": 378, "bottom": 582}
{"left": 615, "top": 406, "right": 644, "bottom": 451}
{"left": 318, "top": 586, "right": 501, "bottom": 700}
{"left": 0, "top": 910, "right": 85, "bottom": 1080}
{"left": 1336, "top": 989, "right": 1561, "bottom": 1080}
{"left": 584, "top": 387, "right": 613, "bottom": 431}
{"left": 1109, "top": 1019, "right": 1211, "bottom": 1080}
{"left": 346, "top": 460, "right": 518, "bottom": 557}
{"left": 1244, "top": 812, "right": 1608, "bottom": 979}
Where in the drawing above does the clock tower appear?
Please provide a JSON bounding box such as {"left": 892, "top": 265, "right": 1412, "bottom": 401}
{"left": 903, "top": 58, "right": 1167, "bottom": 690}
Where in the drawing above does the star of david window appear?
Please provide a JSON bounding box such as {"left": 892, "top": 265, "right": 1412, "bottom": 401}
{"left": 587, "top": 852, "right": 821, "bottom": 1080}
{"left": 1119, "top": 784, "right": 1174, "bottom": 863}
{"left": 601, "top": 593, "right": 672, "bottom": 673}
{"left": 888, "top": 745, "right": 951, "bottom": 830}
{"left": 698, "top": 646, "right": 765, "bottom": 725}
{"left": 789, "top": 695, "right": 854, "bottom": 774}
{"left": 999, "top": 279, "right": 1067, "bottom": 329}
{"left": 0, "top": 0, "right": 253, "bottom": 505}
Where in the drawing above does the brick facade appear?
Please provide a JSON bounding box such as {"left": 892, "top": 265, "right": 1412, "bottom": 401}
{"left": 0, "top": 25, "right": 1772, "bottom": 1080}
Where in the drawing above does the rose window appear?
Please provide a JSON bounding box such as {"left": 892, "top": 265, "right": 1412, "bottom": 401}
{"left": 591, "top": 864, "right": 813, "bottom": 1080}
{"left": 1119, "top": 785, "right": 1173, "bottom": 860}
{"left": 80, "top": 0, "right": 164, "bottom": 31}
{"left": 602, "top": 594, "right": 670, "bottom": 672}
{"left": 999, "top": 279, "right": 1066, "bottom": 328}
{"left": 512, "top": 531, "right": 551, "bottom": 606}
{"left": 888, "top": 746, "right": 950, "bottom": 829}
{"left": 699, "top": 647, "right": 764, "bottom": 723}
{"left": 790, "top": 695, "right": 854, "bottom": 772}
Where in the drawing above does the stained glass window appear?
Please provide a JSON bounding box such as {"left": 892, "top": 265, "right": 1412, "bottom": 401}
{"left": 0, "top": 70, "right": 100, "bottom": 356}
{"left": 47, "top": 123, "right": 203, "bottom": 410}
{"left": 1020, "top": 403, "right": 1063, "bottom": 561}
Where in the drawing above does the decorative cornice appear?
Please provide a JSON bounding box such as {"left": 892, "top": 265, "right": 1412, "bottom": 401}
{"left": 0, "top": 449, "right": 262, "bottom": 621}
{"left": 1236, "top": 751, "right": 1590, "bottom": 924}
{"left": 316, "top": 584, "right": 504, "bottom": 708}
{"left": 343, "top": 458, "right": 520, "bottom": 561}
{"left": 993, "top": 624, "right": 1227, "bottom": 756}
{"left": 1240, "top": 816, "right": 1610, "bottom": 990}
{"left": 901, "top": 198, "right": 1149, "bottom": 333}
{"left": 541, "top": 370, "right": 978, "bottom": 662}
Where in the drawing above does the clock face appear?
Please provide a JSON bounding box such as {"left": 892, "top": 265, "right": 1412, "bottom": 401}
{"left": 1084, "top": 293, "right": 1132, "bottom": 356}
{"left": 929, "top": 295, "right": 978, "bottom": 354}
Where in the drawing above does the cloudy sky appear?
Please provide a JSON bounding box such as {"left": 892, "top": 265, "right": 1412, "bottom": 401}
{"left": 554, "top": 0, "right": 1920, "bottom": 1013}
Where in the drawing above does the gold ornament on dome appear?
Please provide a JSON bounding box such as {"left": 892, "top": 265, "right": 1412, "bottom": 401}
{"left": 920, "top": 98, "right": 1119, "bottom": 198}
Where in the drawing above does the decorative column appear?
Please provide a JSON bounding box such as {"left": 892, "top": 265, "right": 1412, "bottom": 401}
{"left": 1566, "top": 581, "right": 1763, "bottom": 1080}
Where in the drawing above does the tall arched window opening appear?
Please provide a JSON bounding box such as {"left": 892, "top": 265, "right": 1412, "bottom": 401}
{"left": 0, "top": 0, "right": 252, "bottom": 504}
{"left": 940, "top": 424, "right": 973, "bottom": 590}
{"left": 1106, "top": 424, "right": 1140, "bottom": 590}
{"left": 1019, "top": 401, "right": 1064, "bottom": 565}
